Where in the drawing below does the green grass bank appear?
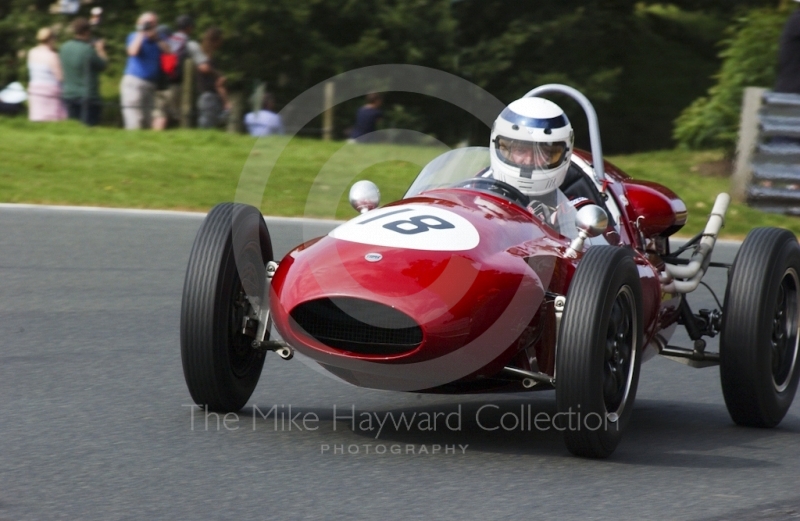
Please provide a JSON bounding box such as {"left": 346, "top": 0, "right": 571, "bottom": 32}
{"left": 0, "top": 118, "right": 796, "bottom": 239}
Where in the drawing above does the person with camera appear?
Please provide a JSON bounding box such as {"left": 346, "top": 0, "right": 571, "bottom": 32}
{"left": 59, "top": 18, "right": 107, "bottom": 126}
{"left": 120, "top": 12, "right": 170, "bottom": 130}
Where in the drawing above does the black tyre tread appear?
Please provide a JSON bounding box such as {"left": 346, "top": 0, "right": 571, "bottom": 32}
{"left": 180, "top": 203, "right": 272, "bottom": 412}
{"left": 182, "top": 203, "right": 233, "bottom": 411}
{"left": 557, "top": 246, "right": 643, "bottom": 458}
{"left": 720, "top": 227, "right": 800, "bottom": 427}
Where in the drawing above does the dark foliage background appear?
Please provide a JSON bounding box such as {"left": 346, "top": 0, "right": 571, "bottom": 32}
{"left": 0, "top": 0, "right": 784, "bottom": 153}
{"left": 673, "top": 5, "right": 791, "bottom": 154}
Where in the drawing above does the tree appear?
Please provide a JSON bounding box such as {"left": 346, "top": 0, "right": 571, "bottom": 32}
{"left": 0, "top": 0, "right": 54, "bottom": 86}
{"left": 0, "top": 0, "right": 780, "bottom": 152}
{"left": 673, "top": 6, "right": 790, "bottom": 152}
{"left": 453, "top": 0, "right": 732, "bottom": 152}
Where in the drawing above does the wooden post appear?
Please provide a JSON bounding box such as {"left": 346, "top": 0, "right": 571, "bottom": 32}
{"left": 180, "top": 58, "right": 195, "bottom": 128}
{"left": 731, "top": 87, "right": 766, "bottom": 202}
{"left": 322, "top": 81, "right": 334, "bottom": 141}
{"left": 252, "top": 82, "right": 265, "bottom": 113}
{"left": 227, "top": 91, "right": 244, "bottom": 134}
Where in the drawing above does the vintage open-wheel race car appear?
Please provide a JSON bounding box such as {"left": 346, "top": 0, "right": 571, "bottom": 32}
{"left": 179, "top": 85, "right": 800, "bottom": 458}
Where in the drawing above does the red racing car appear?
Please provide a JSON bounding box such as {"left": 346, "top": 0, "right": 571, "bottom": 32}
{"left": 180, "top": 85, "right": 800, "bottom": 458}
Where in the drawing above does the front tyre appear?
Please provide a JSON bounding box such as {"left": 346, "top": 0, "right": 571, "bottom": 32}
{"left": 181, "top": 203, "right": 274, "bottom": 413}
{"left": 720, "top": 227, "right": 800, "bottom": 427}
{"left": 556, "top": 246, "right": 643, "bottom": 458}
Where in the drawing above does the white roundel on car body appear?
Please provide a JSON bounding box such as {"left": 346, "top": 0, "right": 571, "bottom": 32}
{"left": 329, "top": 205, "right": 480, "bottom": 251}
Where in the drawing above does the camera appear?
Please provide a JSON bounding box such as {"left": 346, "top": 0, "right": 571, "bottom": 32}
{"left": 136, "top": 20, "right": 156, "bottom": 31}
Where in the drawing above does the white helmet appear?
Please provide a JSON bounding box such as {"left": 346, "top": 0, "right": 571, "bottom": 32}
{"left": 489, "top": 97, "right": 574, "bottom": 196}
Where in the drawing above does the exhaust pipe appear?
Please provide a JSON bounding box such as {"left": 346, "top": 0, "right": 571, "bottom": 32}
{"left": 662, "top": 193, "right": 729, "bottom": 294}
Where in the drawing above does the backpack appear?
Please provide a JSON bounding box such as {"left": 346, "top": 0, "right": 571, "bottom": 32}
{"left": 161, "top": 32, "right": 188, "bottom": 83}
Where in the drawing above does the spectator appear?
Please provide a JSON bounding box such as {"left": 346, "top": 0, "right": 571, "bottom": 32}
{"left": 244, "top": 92, "right": 284, "bottom": 137}
{"left": 120, "top": 12, "right": 169, "bottom": 130}
{"left": 89, "top": 7, "right": 103, "bottom": 34}
{"left": 196, "top": 27, "right": 229, "bottom": 129}
{"left": 0, "top": 82, "right": 28, "bottom": 115}
{"left": 349, "top": 93, "right": 383, "bottom": 143}
{"left": 59, "top": 18, "right": 107, "bottom": 126}
{"left": 151, "top": 24, "right": 174, "bottom": 131}
{"left": 27, "top": 27, "right": 66, "bottom": 122}
{"left": 152, "top": 15, "right": 204, "bottom": 130}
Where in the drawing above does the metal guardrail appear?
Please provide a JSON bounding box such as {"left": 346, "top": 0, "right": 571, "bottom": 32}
{"left": 733, "top": 88, "right": 800, "bottom": 215}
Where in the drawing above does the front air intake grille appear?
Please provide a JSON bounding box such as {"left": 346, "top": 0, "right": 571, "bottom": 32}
{"left": 290, "top": 297, "right": 422, "bottom": 355}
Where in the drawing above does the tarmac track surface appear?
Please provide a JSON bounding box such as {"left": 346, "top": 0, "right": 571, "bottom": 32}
{"left": 0, "top": 205, "right": 799, "bottom": 521}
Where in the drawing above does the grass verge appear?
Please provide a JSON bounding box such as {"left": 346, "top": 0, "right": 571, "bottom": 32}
{"left": 0, "top": 118, "right": 797, "bottom": 239}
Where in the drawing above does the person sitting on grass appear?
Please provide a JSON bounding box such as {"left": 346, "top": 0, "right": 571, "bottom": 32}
{"left": 244, "top": 92, "right": 284, "bottom": 137}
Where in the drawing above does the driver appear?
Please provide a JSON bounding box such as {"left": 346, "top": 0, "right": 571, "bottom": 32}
{"left": 478, "top": 97, "right": 591, "bottom": 221}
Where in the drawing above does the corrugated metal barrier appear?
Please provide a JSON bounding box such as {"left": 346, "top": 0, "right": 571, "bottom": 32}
{"left": 733, "top": 88, "right": 800, "bottom": 215}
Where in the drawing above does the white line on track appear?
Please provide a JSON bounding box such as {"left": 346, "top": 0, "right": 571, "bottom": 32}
{"left": 0, "top": 203, "right": 343, "bottom": 225}
{"left": 0, "top": 203, "right": 746, "bottom": 243}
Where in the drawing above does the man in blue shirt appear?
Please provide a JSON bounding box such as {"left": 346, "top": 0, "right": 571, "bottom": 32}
{"left": 349, "top": 93, "right": 383, "bottom": 143}
{"left": 120, "top": 12, "right": 169, "bottom": 130}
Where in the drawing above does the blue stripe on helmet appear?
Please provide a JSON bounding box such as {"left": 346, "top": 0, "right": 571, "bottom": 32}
{"left": 500, "top": 107, "right": 569, "bottom": 130}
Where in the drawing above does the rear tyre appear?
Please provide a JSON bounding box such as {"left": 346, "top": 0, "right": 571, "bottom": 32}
{"left": 181, "top": 203, "right": 274, "bottom": 413}
{"left": 720, "top": 227, "right": 800, "bottom": 427}
{"left": 556, "top": 246, "right": 643, "bottom": 458}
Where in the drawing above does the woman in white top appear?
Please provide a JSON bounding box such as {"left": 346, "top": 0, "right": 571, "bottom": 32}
{"left": 27, "top": 28, "right": 67, "bottom": 122}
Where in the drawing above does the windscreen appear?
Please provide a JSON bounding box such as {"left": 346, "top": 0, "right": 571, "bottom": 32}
{"left": 404, "top": 147, "right": 491, "bottom": 199}
{"left": 403, "top": 147, "right": 581, "bottom": 240}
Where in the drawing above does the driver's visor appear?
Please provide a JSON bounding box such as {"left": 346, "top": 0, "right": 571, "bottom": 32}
{"left": 494, "top": 136, "right": 569, "bottom": 170}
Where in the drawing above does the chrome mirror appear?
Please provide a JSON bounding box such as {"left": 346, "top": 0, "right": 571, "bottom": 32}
{"left": 575, "top": 205, "right": 608, "bottom": 238}
{"left": 349, "top": 180, "right": 380, "bottom": 214}
{"left": 566, "top": 205, "right": 609, "bottom": 258}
